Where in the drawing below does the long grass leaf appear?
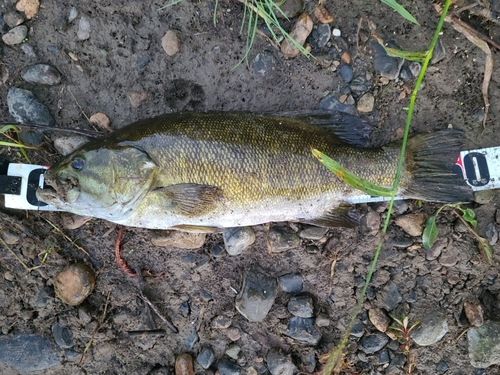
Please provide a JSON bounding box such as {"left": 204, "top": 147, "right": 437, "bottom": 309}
{"left": 381, "top": 0, "right": 419, "bottom": 25}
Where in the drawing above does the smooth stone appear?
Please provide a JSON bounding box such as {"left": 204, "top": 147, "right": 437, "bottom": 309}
{"left": 339, "top": 65, "right": 353, "bottom": 83}
{"left": 211, "top": 315, "right": 232, "bottom": 329}
{"left": 210, "top": 244, "right": 224, "bottom": 257}
{"left": 405, "top": 289, "right": 418, "bottom": 303}
{"left": 380, "top": 283, "right": 402, "bottom": 311}
{"left": 175, "top": 353, "right": 194, "bottom": 375}
{"left": 226, "top": 327, "right": 241, "bottom": 341}
{"left": 474, "top": 189, "right": 495, "bottom": 204}
{"left": 162, "top": 29, "right": 181, "bottom": 56}
{"left": 223, "top": 227, "right": 255, "bottom": 256}
{"left": 378, "top": 350, "right": 390, "bottom": 364}
{"left": 235, "top": 267, "right": 277, "bottom": 322}
{"left": 314, "top": 4, "right": 334, "bottom": 24}
{"left": 196, "top": 347, "right": 215, "bottom": 369}
{"left": 372, "top": 41, "right": 404, "bottom": 80}
{"left": 430, "top": 37, "right": 446, "bottom": 64}
{"left": 89, "top": 112, "right": 111, "bottom": 131}
{"left": 318, "top": 94, "right": 356, "bottom": 114}
{"left": 436, "top": 359, "right": 449, "bottom": 372}
{"left": 4, "top": 12, "right": 24, "bottom": 28}
{"left": 185, "top": 329, "right": 198, "bottom": 350}
{"left": 350, "top": 76, "right": 368, "bottom": 92}
{"left": 68, "top": 7, "right": 78, "bottom": 22}
{"left": 21, "top": 43, "right": 37, "bottom": 57}
{"left": 400, "top": 66, "right": 413, "bottom": 80}
{"left": 200, "top": 288, "right": 213, "bottom": 302}
{"left": 267, "top": 226, "right": 300, "bottom": 253}
{"left": 2, "top": 25, "right": 27, "bottom": 45}
{"left": 394, "top": 212, "right": 427, "bottom": 237}
{"left": 332, "top": 28, "right": 341, "bottom": 37}
{"left": 278, "top": 272, "right": 303, "bottom": 294}
{"left": 136, "top": 52, "right": 150, "bottom": 69}
{"left": 19, "top": 130, "right": 43, "bottom": 146}
{"left": 464, "top": 301, "right": 484, "bottom": 327}
{"left": 359, "top": 332, "right": 389, "bottom": 354}
{"left": 357, "top": 93, "right": 375, "bottom": 113}
{"left": 351, "top": 320, "right": 364, "bottom": 337}
{"left": 0, "top": 334, "right": 60, "bottom": 372}
{"left": 411, "top": 311, "right": 448, "bottom": 346}
{"left": 315, "top": 314, "right": 331, "bottom": 327}
{"left": 7, "top": 87, "right": 55, "bottom": 126}
{"left": 151, "top": 231, "right": 206, "bottom": 249}
{"left": 298, "top": 225, "right": 328, "bottom": 240}
{"left": 425, "top": 238, "right": 448, "bottom": 260}
{"left": 299, "top": 349, "right": 316, "bottom": 373}
{"left": 225, "top": 344, "right": 240, "bottom": 360}
{"left": 53, "top": 136, "right": 89, "bottom": 156}
{"left": 266, "top": 348, "right": 297, "bottom": 375}
{"left": 409, "top": 62, "right": 421, "bottom": 77}
{"left": 275, "top": 0, "right": 304, "bottom": 18}
{"left": 286, "top": 316, "right": 321, "bottom": 345}
{"left": 178, "top": 301, "right": 190, "bottom": 318}
{"left": 281, "top": 13, "right": 313, "bottom": 58}
{"left": 51, "top": 324, "right": 74, "bottom": 349}
{"left": 22, "top": 64, "right": 62, "bottom": 85}
{"left": 369, "top": 307, "right": 390, "bottom": 332}
{"left": 77, "top": 16, "right": 91, "bottom": 40}
{"left": 315, "top": 23, "right": 331, "bottom": 48}
{"left": 53, "top": 263, "right": 95, "bottom": 306}
{"left": 252, "top": 50, "right": 277, "bottom": 79}
{"left": 2, "top": 231, "right": 20, "bottom": 245}
{"left": 486, "top": 222, "right": 498, "bottom": 245}
{"left": 287, "top": 294, "right": 314, "bottom": 318}
{"left": 468, "top": 320, "right": 500, "bottom": 368}
{"left": 439, "top": 254, "right": 458, "bottom": 267}
{"left": 218, "top": 357, "right": 242, "bottom": 375}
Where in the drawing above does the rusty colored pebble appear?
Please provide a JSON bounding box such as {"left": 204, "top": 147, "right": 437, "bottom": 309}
{"left": 280, "top": 13, "right": 313, "bottom": 58}
{"left": 341, "top": 51, "right": 351, "bottom": 65}
{"left": 53, "top": 264, "right": 95, "bottom": 306}
{"left": 314, "top": 4, "right": 334, "bottom": 24}
{"left": 175, "top": 353, "right": 194, "bottom": 375}
{"left": 89, "top": 112, "right": 111, "bottom": 131}
{"left": 464, "top": 301, "right": 484, "bottom": 327}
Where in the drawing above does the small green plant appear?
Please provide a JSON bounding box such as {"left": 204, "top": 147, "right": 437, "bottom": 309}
{"left": 0, "top": 125, "right": 35, "bottom": 162}
{"left": 422, "top": 203, "right": 493, "bottom": 264}
{"left": 381, "top": 0, "right": 419, "bottom": 25}
{"left": 388, "top": 314, "right": 419, "bottom": 374}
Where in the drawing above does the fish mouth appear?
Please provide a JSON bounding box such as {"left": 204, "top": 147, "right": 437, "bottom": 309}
{"left": 37, "top": 172, "right": 81, "bottom": 205}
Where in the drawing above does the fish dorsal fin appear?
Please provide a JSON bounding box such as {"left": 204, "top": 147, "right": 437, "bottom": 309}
{"left": 155, "top": 183, "right": 223, "bottom": 217}
{"left": 301, "top": 202, "right": 358, "bottom": 228}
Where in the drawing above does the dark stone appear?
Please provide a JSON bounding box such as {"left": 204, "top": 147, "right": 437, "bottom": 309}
{"left": 286, "top": 317, "right": 321, "bottom": 345}
{"left": 350, "top": 320, "right": 364, "bottom": 337}
{"left": 185, "top": 329, "right": 198, "bottom": 350}
{"left": 436, "top": 359, "right": 449, "bottom": 372}
{"left": 350, "top": 76, "right": 368, "bottom": 92}
{"left": 399, "top": 66, "right": 413, "bottom": 80}
{"left": 181, "top": 253, "right": 197, "bottom": 265}
{"left": 178, "top": 300, "right": 190, "bottom": 317}
{"left": 266, "top": 348, "right": 296, "bottom": 375}
{"left": 359, "top": 332, "right": 389, "bottom": 354}
{"left": 197, "top": 346, "right": 215, "bottom": 369}
{"left": 200, "top": 288, "right": 213, "bottom": 302}
{"left": 218, "top": 357, "right": 242, "bottom": 375}
{"left": 51, "top": 324, "right": 74, "bottom": 349}
{"left": 252, "top": 51, "right": 276, "bottom": 80}
{"left": 19, "top": 130, "right": 44, "bottom": 146}
{"left": 211, "top": 244, "right": 224, "bottom": 257}
{"left": 287, "top": 295, "right": 314, "bottom": 318}
{"left": 378, "top": 350, "right": 390, "bottom": 364}
{"left": 0, "top": 334, "right": 60, "bottom": 372}
{"left": 7, "top": 88, "right": 55, "bottom": 126}
{"left": 389, "top": 352, "right": 406, "bottom": 367}
{"left": 318, "top": 95, "right": 355, "bottom": 114}
{"left": 383, "top": 283, "right": 403, "bottom": 310}
{"left": 339, "top": 65, "right": 353, "bottom": 83}
{"left": 279, "top": 273, "right": 303, "bottom": 294}
{"left": 430, "top": 37, "right": 446, "bottom": 64}
{"left": 372, "top": 41, "right": 403, "bottom": 80}
{"left": 136, "top": 52, "right": 150, "bottom": 69}
{"left": 405, "top": 288, "right": 418, "bottom": 303}
{"left": 315, "top": 24, "right": 331, "bottom": 48}
{"left": 21, "top": 64, "right": 62, "bottom": 85}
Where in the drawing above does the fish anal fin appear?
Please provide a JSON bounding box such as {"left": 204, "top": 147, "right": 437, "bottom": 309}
{"left": 302, "top": 203, "right": 358, "bottom": 228}
{"left": 155, "top": 183, "right": 223, "bottom": 217}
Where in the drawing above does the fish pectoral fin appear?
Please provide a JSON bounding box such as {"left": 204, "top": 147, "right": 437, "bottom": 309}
{"left": 156, "top": 183, "right": 223, "bottom": 217}
{"left": 302, "top": 203, "right": 358, "bottom": 228}
{"left": 171, "top": 224, "right": 221, "bottom": 233}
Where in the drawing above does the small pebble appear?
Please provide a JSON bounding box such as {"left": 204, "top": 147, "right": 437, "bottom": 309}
{"left": 77, "top": 16, "right": 91, "bottom": 40}
{"left": 464, "top": 301, "right": 484, "bottom": 327}
{"left": 486, "top": 222, "right": 499, "bottom": 245}
{"left": 287, "top": 295, "right": 314, "bottom": 318}
{"left": 381, "top": 283, "right": 402, "bottom": 311}
{"left": 22, "top": 64, "right": 62, "bottom": 85}
{"left": 178, "top": 301, "right": 190, "bottom": 317}
{"left": 136, "top": 52, "right": 150, "bottom": 69}
{"left": 332, "top": 28, "right": 341, "bottom": 37}
{"left": 236, "top": 267, "right": 277, "bottom": 322}
{"left": 315, "top": 313, "right": 331, "bottom": 327}
{"left": 211, "top": 244, "right": 224, "bottom": 257}
{"left": 314, "top": 4, "right": 333, "bottom": 23}
{"left": 162, "top": 30, "right": 181, "bottom": 56}
{"left": 372, "top": 41, "right": 403, "bottom": 80}
{"left": 223, "top": 227, "right": 255, "bottom": 256}
{"left": 318, "top": 95, "right": 355, "bottom": 114}
{"left": 53, "top": 263, "right": 95, "bottom": 306}
{"left": 2, "top": 231, "right": 20, "bottom": 245}
{"left": 281, "top": 13, "right": 313, "bottom": 58}
{"left": 395, "top": 212, "right": 427, "bottom": 237}
{"left": 68, "top": 7, "right": 78, "bottom": 23}
{"left": 359, "top": 332, "right": 389, "bottom": 354}
{"left": 4, "top": 12, "right": 24, "bottom": 28}
{"left": 21, "top": 43, "right": 37, "bottom": 58}
{"left": 185, "top": 329, "right": 198, "bottom": 350}
{"left": 286, "top": 317, "right": 321, "bottom": 345}
{"left": 339, "top": 65, "right": 353, "bottom": 83}
{"left": 430, "top": 37, "right": 446, "bottom": 64}
{"left": 227, "top": 327, "right": 241, "bottom": 341}
{"left": 53, "top": 136, "right": 89, "bottom": 156}
{"left": 341, "top": 51, "right": 351, "bottom": 64}
{"left": 266, "top": 348, "right": 297, "bottom": 375}
{"left": 378, "top": 350, "right": 390, "bottom": 364}
{"left": 298, "top": 225, "right": 328, "bottom": 240}
{"left": 357, "top": 93, "right": 375, "bottom": 113}
{"left": 175, "top": 353, "right": 194, "bottom": 375}
{"left": 7, "top": 87, "right": 55, "bottom": 125}
{"left": 128, "top": 91, "right": 148, "bottom": 108}
{"left": 400, "top": 66, "right": 413, "bottom": 80}
{"left": 275, "top": 0, "right": 304, "bottom": 18}
{"left": 351, "top": 320, "right": 364, "bottom": 337}
{"left": 267, "top": 225, "right": 300, "bottom": 253}
{"left": 197, "top": 347, "right": 215, "bottom": 369}
{"left": 439, "top": 254, "right": 458, "bottom": 267}
{"left": 278, "top": 273, "right": 303, "bottom": 294}
{"left": 315, "top": 24, "right": 331, "bottom": 48}
{"left": 211, "top": 315, "right": 232, "bottom": 329}
{"left": 151, "top": 231, "right": 206, "bottom": 249}
{"left": 2, "top": 25, "right": 28, "bottom": 45}
{"left": 369, "top": 307, "right": 390, "bottom": 332}
{"left": 436, "top": 359, "right": 449, "bottom": 372}
{"left": 411, "top": 310, "right": 448, "bottom": 346}
{"left": 252, "top": 51, "right": 276, "bottom": 80}
{"left": 409, "top": 62, "right": 421, "bottom": 77}
{"left": 226, "top": 344, "right": 241, "bottom": 360}
{"left": 16, "top": 0, "right": 40, "bottom": 19}
{"left": 89, "top": 112, "right": 111, "bottom": 131}
{"left": 425, "top": 238, "right": 448, "bottom": 260}
{"left": 51, "top": 324, "right": 74, "bottom": 349}
{"left": 218, "top": 357, "right": 242, "bottom": 375}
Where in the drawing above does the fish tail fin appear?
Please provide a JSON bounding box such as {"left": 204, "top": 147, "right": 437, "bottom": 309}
{"left": 403, "top": 129, "right": 473, "bottom": 202}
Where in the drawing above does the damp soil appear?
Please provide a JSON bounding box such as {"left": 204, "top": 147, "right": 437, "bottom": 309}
{"left": 1, "top": 1, "right": 500, "bottom": 374}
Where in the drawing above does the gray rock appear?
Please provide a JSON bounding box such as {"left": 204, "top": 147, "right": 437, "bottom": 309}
{"left": 399, "top": 66, "right": 412, "bottom": 80}
{"left": 19, "top": 130, "right": 43, "bottom": 146}
{"left": 350, "top": 76, "right": 368, "bottom": 92}
{"left": 218, "top": 357, "right": 242, "bottom": 375}
{"left": 287, "top": 295, "right": 314, "bottom": 318}
{"left": 185, "top": 329, "right": 198, "bottom": 349}
{"left": 197, "top": 346, "right": 215, "bottom": 369}
{"left": 350, "top": 320, "right": 364, "bottom": 337}
{"left": 4, "top": 12, "right": 24, "bottom": 28}
{"left": 486, "top": 222, "right": 498, "bottom": 245}
{"left": 276, "top": 0, "right": 304, "bottom": 18}
{"left": 252, "top": 51, "right": 277, "bottom": 79}
{"left": 52, "top": 324, "right": 74, "bottom": 349}
{"left": 2, "top": 25, "right": 27, "bottom": 45}
{"left": 7, "top": 88, "right": 55, "bottom": 126}
{"left": 267, "top": 226, "right": 300, "bottom": 253}
{"left": 211, "top": 315, "right": 232, "bottom": 329}
{"left": 315, "top": 24, "right": 331, "bottom": 48}
{"left": 474, "top": 190, "right": 495, "bottom": 205}
{"left": 425, "top": 238, "right": 448, "bottom": 260}
{"left": 339, "top": 65, "right": 353, "bottom": 83}
{"left": 318, "top": 95, "right": 356, "bottom": 115}
{"left": 286, "top": 317, "right": 321, "bottom": 345}
{"left": 236, "top": 267, "right": 277, "bottom": 322}
{"left": 279, "top": 272, "right": 303, "bottom": 294}
{"left": 299, "top": 349, "right": 316, "bottom": 373}
{"left": 136, "top": 52, "right": 150, "bottom": 69}
{"left": 299, "top": 225, "right": 328, "bottom": 240}
{"left": 77, "top": 16, "right": 91, "bottom": 40}
{"left": 53, "top": 136, "right": 89, "bottom": 155}
{"left": 468, "top": 320, "right": 500, "bottom": 368}
{"left": 21, "top": 43, "right": 37, "bottom": 58}
{"left": 372, "top": 41, "right": 404, "bottom": 80}
{"left": 68, "top": 7, "right": 78, "bottom": 23}
{"left": 359, "top": 332, "right": 389, "bottom": 354}
{"left": 409, "top": 62, "right": 421, "bottom": 77}
{"left": 211, "top": 244, "right": 224, "bottom": 257}
{"left": 22, "top": 64, "right": 62, "bottom": 85}
{"left": 381, "top": 283, "right": 402, "bottom": 311}
{"left": 223, "top": 227, "right": 255, "bottom": 256}
{"left": 226, "top": 344, "right": 241, "bottom": 359}
{"left": 411, "top": 311, "right": 448, "bottom": 346}
{"left": 0, "top": 334, "right": 61, "bottom": 372}
{"left": 178, "top": 300, "right": 190, "bottom": 317}
{"left": 430, "top": 37, "right": 446, "bottom": 64}
{"left": 266, "top": 348, "right": 297, "bottom": 375}
{"left": 436, "top": 359, "right": 449, "bottom": 372}
{"left": 378, "top": 350, "right": 390, "bottom": 364}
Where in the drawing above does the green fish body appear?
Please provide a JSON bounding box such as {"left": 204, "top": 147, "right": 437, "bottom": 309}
{"left": 37, "top": 112, "right": 472, "bottom": 231}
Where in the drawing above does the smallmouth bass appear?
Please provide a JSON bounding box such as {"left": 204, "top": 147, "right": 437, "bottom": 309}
{"left": 37, "top": 111, "right": 472, "bottom": 231}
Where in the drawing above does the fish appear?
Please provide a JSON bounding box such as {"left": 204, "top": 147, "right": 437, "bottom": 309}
{"left": 36, "top": 111, "right": 472, "bottom": 231}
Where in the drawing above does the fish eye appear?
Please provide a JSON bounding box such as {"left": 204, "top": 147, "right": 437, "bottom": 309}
{"left": 70, "top": 157, "right": 85, "bottom": 171}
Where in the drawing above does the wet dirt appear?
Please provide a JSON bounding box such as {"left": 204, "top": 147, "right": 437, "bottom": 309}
{"left": 1, "top": 0, "right": 500, "bottom": 374}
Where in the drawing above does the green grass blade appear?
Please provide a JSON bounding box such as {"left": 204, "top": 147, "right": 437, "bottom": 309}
{"left": 478, "top": 237, "right": 493, "bottom": 265}
{"left": 422, "top": 215, "right": 439, "bottom": 249}
{"left": 381, "top": 0, "right": 419, "bottom": 25}
{"left": 312, "top": 149, "right": 393, "bottom": 197}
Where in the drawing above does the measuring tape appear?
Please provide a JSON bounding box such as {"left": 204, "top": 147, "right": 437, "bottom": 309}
{"left": 1, "top": 146, "right": 498, "bottom": 211}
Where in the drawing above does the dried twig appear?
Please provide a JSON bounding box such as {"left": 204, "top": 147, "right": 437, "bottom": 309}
{"left": 44, "top": 218, "right": 90, "bottom": 256}
{"left": 137, "top": 293, "right": 179, "bottom": 333}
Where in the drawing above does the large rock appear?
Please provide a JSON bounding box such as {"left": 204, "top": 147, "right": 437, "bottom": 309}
{"left": 468, "top": 320, "right": 500, "bottom": 368}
